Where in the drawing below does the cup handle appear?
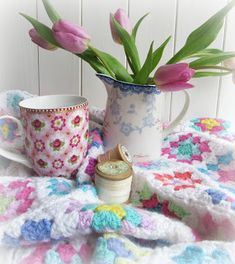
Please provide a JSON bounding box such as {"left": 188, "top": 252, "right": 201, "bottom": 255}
{"left": 163, "top": 90, "right": 190, "bottom": 137}
{"left": 0, "top": 115, "right": 33, "bottom": 168}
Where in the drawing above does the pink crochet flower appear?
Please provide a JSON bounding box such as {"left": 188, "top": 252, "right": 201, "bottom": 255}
{"left": 57, "top": 243, "right": 77, "bottom": 263}
{"left": 22, "top": 244, "right": 51, "bottom": 264}
{"left": 142, "top": 194, "right": 159, "bottom": 209}
{"left": 16, "top": 186, "right": 34, "bottom": 200}
{"left": 77, "top": 210, "right": 94, "bottom": 232}
{"left": 154, "top": 171, "right": 202, "bottom": 191}
{"left": 79, "top": 243, "right": 92, "bottom": 263}
{"left": 162, "top": 133, "right": 211, "bottom": 164}
{"left": 0, "top": 180, "right": 35, "bottom": 222}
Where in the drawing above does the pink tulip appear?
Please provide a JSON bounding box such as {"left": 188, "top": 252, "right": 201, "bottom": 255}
{"left": 110, "top": 8, "right": 132, "bottom": 44}
{"left": 223, "top": 58, "right": 235, "bottom": 84}
{"left": 154, "top": 63, "right": 195, "bottom": 92}
{"left": 52, "top": 19, "right": 90, "bottom": 54}
{"left": 29, "top": 29, "right": 57, "bottom": 50}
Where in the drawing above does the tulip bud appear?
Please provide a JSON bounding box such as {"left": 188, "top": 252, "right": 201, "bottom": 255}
{"left": 154, "top": 63, "right": 195, "bottom": 92}
{"left": 223, "top": 58, "right": 235, "bottom": 84}
{"left": 224, "top": 58, "right": 235, "bottom": 70}
{"left": 110, "top": 8, "right": 132, "bottom": 44}
{"left": 29, "top": 28, "right": 57, "bottom": 50}
{"left": 52, "top": 19, "right": 91, "bottom": 54}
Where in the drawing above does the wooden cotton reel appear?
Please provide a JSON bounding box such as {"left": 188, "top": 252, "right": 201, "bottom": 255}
{"left": 98, "top": 144, "right": 132, "bottom": 165}
{"left": 95, "top": 160, "right": 133, "bottom": 204}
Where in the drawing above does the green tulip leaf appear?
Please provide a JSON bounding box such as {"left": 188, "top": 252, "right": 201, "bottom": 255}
{"left": 42, "top": 0, "right": 60, "bottom": 24}
{"left": 190, "top": 52, "right": 235, "bottom": 68}
{"left": 20, "top": 13, "right": 59, "bottom": 46}
{"left": 168, "top": 0, "right": 235, "bottom": 64}
{"left": 134, "top": 42, "right": 153, "bottom": 84}
{"left": 88, "top": 46, "right": 115, "bottom": 78}
{"left": 78, "top": 51, "right": 110, "bottom": 75}
{"left": 194, "top": 71, "right": 231, "bottom": 78}
{"left": 187, "top": 48, "right": 224, "bottom": 58}
{"left": 132, "top": 13, "right": 149, "bottom": 41}
{"left": 151, "top": 36, "right": 171, "bottom": 72}
{"left": 89, "top": 47, "right": 133, "bottom": 82}
{"left": 111, "top": 15, "right": 141, "bottom": 75}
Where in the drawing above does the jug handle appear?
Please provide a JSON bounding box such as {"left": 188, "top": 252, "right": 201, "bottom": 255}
{"left": 0, "top": 115, "right": 32, "bottom": 168}
{"left": 163, "top": 90, "right": 190, "bottom": 137}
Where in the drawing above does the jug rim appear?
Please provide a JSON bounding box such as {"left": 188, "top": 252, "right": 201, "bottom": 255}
{"left": 96, "top": 73, "right": 161, "bottom": 95}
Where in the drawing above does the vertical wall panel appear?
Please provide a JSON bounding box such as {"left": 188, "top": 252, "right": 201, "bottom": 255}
{"left": 129, "top": 0, "right": 177, "bottom": 122}
{"left": 0, "top": 0, "right": 38, "bottom": 94}
{"left": 82, "top": 0, "right": 127, "bottom": 109}
{"left": 217, "top": 5, "right": 235, "bottom": 129}
{"left": 1, "top": 0, "right": 235, "bottom": 127}
{"left": 38, "top": 0, "right": 81, "bottom": 96}
{"left": 171, "top": 0, "right": 227, "bottom": 122}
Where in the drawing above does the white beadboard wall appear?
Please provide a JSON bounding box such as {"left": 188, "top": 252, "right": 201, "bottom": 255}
{"left": 0, "top": 0, "right": 235, "bottom": 127}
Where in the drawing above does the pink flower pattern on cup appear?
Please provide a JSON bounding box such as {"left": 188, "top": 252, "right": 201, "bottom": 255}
{"left": 51, "top": 116, "right": 66, "bottom": 131}
{"left": 70, "top": 134, "right": 81, "bottom": 147}
{"left": 71, "top": 115, "right": 82, "bottom": 127}
{"left": 37, "top": 159, "right": 48, "bottom": 168}
{"left": 68, "top": 154, "right": 79, "bottom": 165}
{"left": 50, "top": 138, "right": 65, "bottom": 151}
{"left": 52, "top": 159, "right": 64, "bottom": 169}
{"left": 21, "top": 104, "right": 88, "bottom": 178}
{"left": 34, "top": 139, "right": 45, "bottom": 152}
{"left": 31, "top": 119, "right": 45, "bottom": 131}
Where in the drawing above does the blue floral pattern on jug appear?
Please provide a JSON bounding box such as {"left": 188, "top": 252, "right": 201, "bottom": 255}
{"left": 97, "top": 74, "right": 161, "bottom": 95}
{"left": 117, "top": 94, "right": 158, "bottom": 136}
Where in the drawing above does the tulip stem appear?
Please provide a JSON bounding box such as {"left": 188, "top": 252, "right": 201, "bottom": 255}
{"left": 125, "top": 51, "right": 136, "bottom": 75}
{"left": 88, "top": 45, "right": 116, "bottom": 79}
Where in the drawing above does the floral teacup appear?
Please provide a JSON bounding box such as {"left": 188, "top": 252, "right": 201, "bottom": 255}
{"left": 0, "top": 95, "right": 89, "bottom": 178}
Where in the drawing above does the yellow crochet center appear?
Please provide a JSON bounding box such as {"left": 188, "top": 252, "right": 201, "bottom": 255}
{"left": 95, "top": 204, "right": 126, "bottom": 219}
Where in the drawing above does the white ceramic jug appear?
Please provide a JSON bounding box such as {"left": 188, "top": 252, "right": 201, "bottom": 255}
{"left": 97, "top": 74, "right": 190, "bottom": 159}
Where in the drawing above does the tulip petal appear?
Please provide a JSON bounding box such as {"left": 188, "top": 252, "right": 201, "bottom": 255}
{"left": 114, "top": 8, "right": 132, "bottom": 34}
{"left": 232, "top": 72, "right": 235, "bottom": 84}
{"left": 158, "top": 81, "right": 194, "bottom": 92}
{"left": 154, "top": 63, "right": 193, "bottom": 86}
{"left": 110, "top": 8, "right": 132, "bottom": 44}
{"left": 29, "top": 28, "right": 57, "bottom": 50}
{"left": 110, "top": 14, "right": 121, "bottom": 44}
{"left": 53, "top": 32, "right": 89, "bottom": 54}
{"left": 224, "top": 58, "right": 235, "bottom": 70}
{"left": 53, "top": 19, "right": 90, "bottom": 40}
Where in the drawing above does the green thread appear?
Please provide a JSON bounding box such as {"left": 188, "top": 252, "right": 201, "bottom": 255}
{"left": 130, "top": 198, "right": 141, "bottom": 206}
{"left": 0, "top": 195, "right": 14, "bottom": 214}
{"left": 139, "top": 184, "right": 152, "bottom": 200}
{"left": 97, "top": 160, "right": 130, "bottom": 176}
{"left": 169, "top": 202, "right": 189, "bottom": 219}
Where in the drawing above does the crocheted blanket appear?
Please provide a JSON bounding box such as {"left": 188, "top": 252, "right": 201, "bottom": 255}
{"left": 0, "top": 90, "right": 235, "bottom": 264}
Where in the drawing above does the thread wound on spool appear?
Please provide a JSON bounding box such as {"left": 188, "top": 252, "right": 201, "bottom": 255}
{"left": 95, "top": 160, "right": 132, "bottom": 181}
{"left": 95, "top": 160, "right": 133, "bottom": 203}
